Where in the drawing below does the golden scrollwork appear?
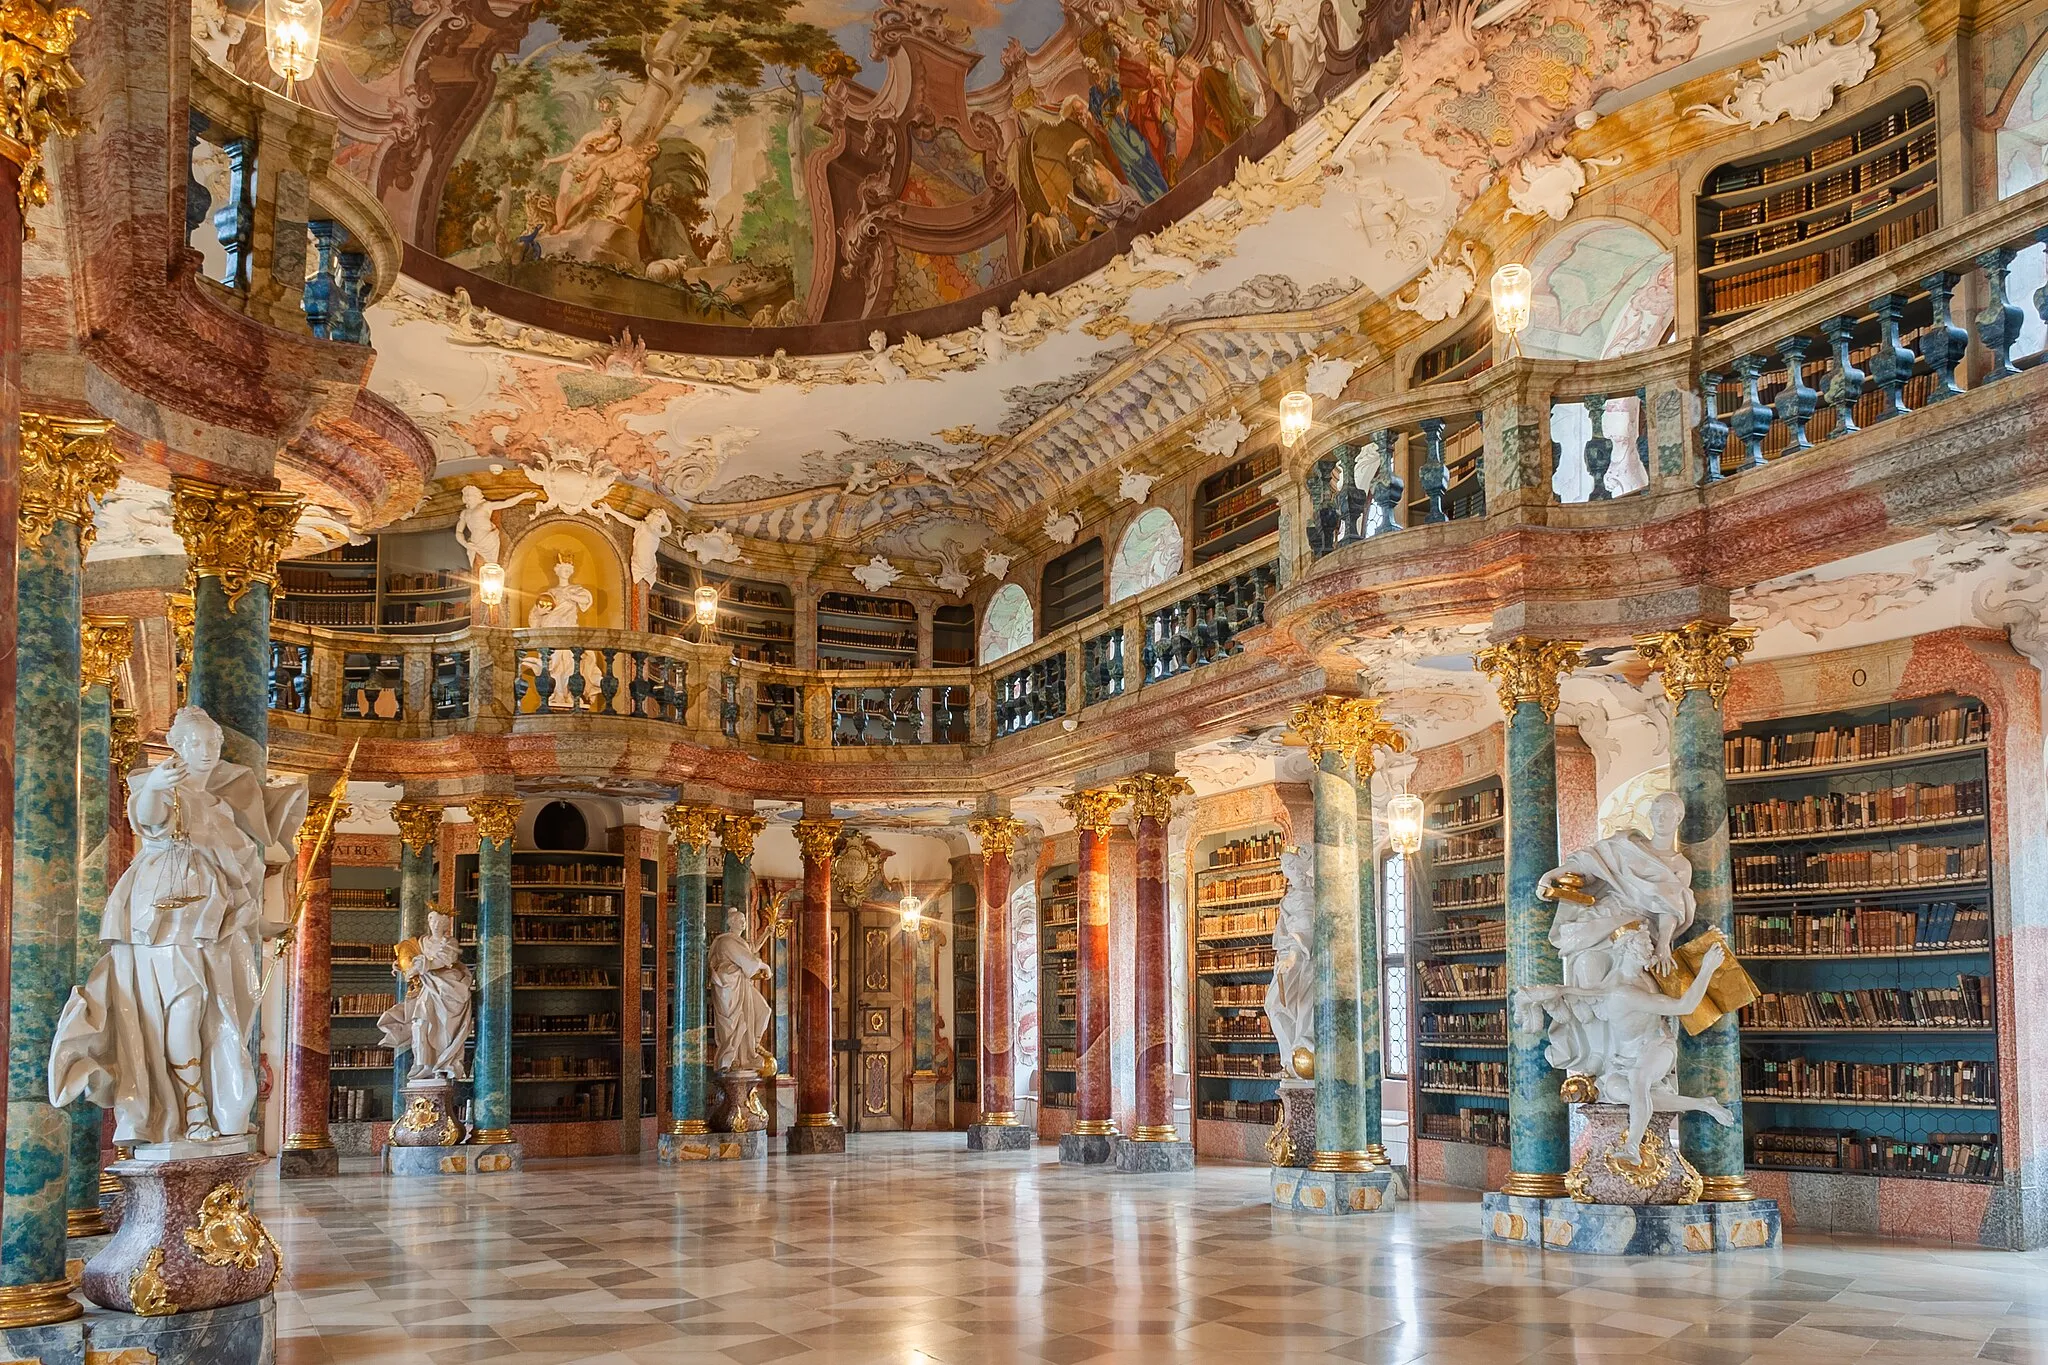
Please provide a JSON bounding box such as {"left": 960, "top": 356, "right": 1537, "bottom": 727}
{"left": 467, "top": 796, "right": 521, "bottom": 846}
{"left": 1058, "top": 786, "right": 1126, "bottom": 836}
{"left": 0, "top": 0, "right": 88, "bottom": 229}
{"left": 80, "top": 614, "right": 135, "bottom": 692}
{"left": 128, "top": 1247, "right": 178, "bottom": 1316}
{"left": 1116, "top": 772, "right": 1193, "bottom": 823}
{"left": 392, "top": 1093, "right": 461, "bottom": 1146}
{"left": 793, "top": 815, "right": 844, "bottom": 863}
{"left": 169, "top": 478, "right": 305, "bottom": 612}
{"left": 1472, "top": 637, "right": 1584, "bottom": 721}
{"left": 664, "top": 801, "right": 724, "bottom": 850}
{"left": 721, "top": 811, "right": 766, "bottom": 863}
{"left": 1264, "top": 1113, "right": 1293, "bottom": 1166}
{"left": 1633, "top": 620, "right": 1757, "bottom": 708}
{"left": 391, "top": 800, "right": 441, "bottom": 856}
{"left": 299, "top": 794, "right": 352, "bottom": 845}
{"left": 966, "top": 813, "right": 1026, "bottom": 861}
{"left": 19, "top": 412, "right": 118, "bottom": 549}
{"left": 166, "top": 591, "right": 195, "bottom": 701}
{"left": 110, "top": 708, "right": 139, "bottom": 797}
{"left": 1287, "top": 695, "right": 1407, "bottom": 776}
{"left": 1559, "top": 1073, "right": 1599, "bottom": 1104}
{"left": 182, "top": 1180, "right": 272, "bottom": 1271}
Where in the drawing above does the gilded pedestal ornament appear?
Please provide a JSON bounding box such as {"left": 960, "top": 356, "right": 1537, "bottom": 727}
{"left": 0, "top": 0, "right": 89, "bottom": 227}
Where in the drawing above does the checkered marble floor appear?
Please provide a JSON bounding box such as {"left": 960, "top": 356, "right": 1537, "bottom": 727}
{"left": 261, "top": 1133, "right": 2048, "bottom": 1365}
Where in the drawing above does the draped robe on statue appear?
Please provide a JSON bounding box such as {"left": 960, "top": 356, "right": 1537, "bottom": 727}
{"left": 379, "top": 913, "right": 474, "bottom": 1080}
{"left": 708, "top": 914, "right": 773, "bottom": 1074}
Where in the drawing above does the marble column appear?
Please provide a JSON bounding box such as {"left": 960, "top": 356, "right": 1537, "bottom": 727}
{"left": 1637, "top": 620, "right": 1759, "bottom": 1202}
{"left": 1474, "top": 638, "right": 1582, "bottom": 1199}
{"left": 1114, "top": 773, "right": 1195, "bottom": 1173}
{"left": 4, "top": 414, "right": 117, "bottom": 1327}
{"left": 389, "top": 801, "right": 441, "bottom": 1095}
{"left": 467, "top": 798, "right": 522, "bottom": 1147}
{"left": 67, "top": 617, "right": 130, "bottom": 1238}
{"left": 722, "top": 812, "right": 769, "bottom": 1122}
{"left": 1057, "top": 787, "right": 1125, "bottom": 1165}
{"left": 281, "top": 790, "right": 349, "bottom": 1177}
{"left": 661, "top": 803, "right": 720, "bottom": 1155}
{"left": 1352, "top": 759, "right": 1387, "bottom": 1167}
{"left": 965, "top": 814, "right": 1028, "bottom": 1151}
{"left": 790, "top": 816, "right": 845, "bottom": 1153}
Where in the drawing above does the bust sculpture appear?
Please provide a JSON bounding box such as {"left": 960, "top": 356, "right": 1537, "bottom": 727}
{"left": 707, "top": 905, "right": 774, "bottom": 1073}
{"left": 49, "top": 706, "right": 306, "bottom": 1147}
{"left": 378, "top": 911, "right": 474, "bottom": 1081}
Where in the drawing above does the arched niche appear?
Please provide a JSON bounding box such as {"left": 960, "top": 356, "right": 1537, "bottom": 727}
{"left": 506, "top": 517, "right": 627, "bottom": 630}
{"left": 979, "top": 583, "right": 1033, "bottom": 664}
{"left": 1108, "top": 507, "right": 1184, "bottom": 603}
{"left": 2001, "top": 52, "right": 2048, "bottom": 354}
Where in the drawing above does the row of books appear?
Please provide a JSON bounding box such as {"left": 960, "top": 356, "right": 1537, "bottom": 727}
{"left": 1708, "top": 100, "right": 1932, "bottom": 195}
{"left": 1751, "top": 1127, "right": 1998, "bottom": 1179}
{"left": 1421, "top": 1107, "right": 1509, "bottom": 1145}
{"left": 385, "top": 570, "right": 461, "bottom": 593}
{"left": 1049, "top": 928, "right": 1077, "bottom": 953}
{"left": 277, "top": 570, "right": 373, "bottom": 596}
{"left": 513, "top": 1056, "right": 623, "bottom": 1080}
{"left": 1197, "top": 870, "right": 1287, "bottom": 906}
{"left": 333, "top": 941, "right": 392, "bottom": 962}
{"left": 1434, "top": 831, "right": 1502, "bottom": 862}
{"left": 332, "top": 993, "right": 395, "bottom": 1016}
{"left": 1433, "top": 872, "right": 1502, "bottom": 908}
{"left": 512, "top": 967, "right": 618, "bottom": 988}
{"left": 820, "top": 594, "right": 916, "bottom": 622}
{"left": 1204, "top": 1053, "right": 1282, "bottom": 1077}
{"left": 329, "top": 1087, "right": 381, "bottom": 1122}
{"left": 515, "top": 1083, "right": 623, "bottom": 1122}
{"left": 1211, "top": 983, "right": 1268, "bottom": 1007}
{"left": 1043, "top": 1048, "right": 1076, "bottom": 1071}
{"left": 1432, "top": 791, "right": 1501, "bottom": 828}
{"left": 1419, "top": 962, "right": 1504, "bottom": 998}
{"left": 1209, "top": 834, "right": 1282, "bottom": 867}
{"left": 1724, "top": 706, "right": 1985, "bottom": 773}
{"left": 501, "top": 864, "right": 625, "bottom": 888}
{"left": 1199, "top": 909, "right": 1278, "bottom": 941}
{"left": 1425, "top": 915, "right": 1504, "bottom": 954}
{"left": 1733, "top": 842, "right": 1987, "bottom": 894}
{"left": 511, "top": 892, "right": 619, "bottom": 916}
{"left": 333, "top": 1046, "right": 394, "bottom": 1068}
{"left": 1201, "top": 483, "right": 1276, "bottom": 530}
{"left": 1732, "top": 903, "right": 1989, "bottom": 955}
{"left": 1418, "top": 1010, "right": 1506, "bottom": 1043}
{"left": 332, "top": 889, "right": 397, "bottom": 909}
{"left": 1420, "top": 1059, "right": 1506, "bottom": 1094}
{"left": 510, "top": 1012, "right": 619, "bottom": 1034}
{"left": 1704, "top": 207, "right": 1935, "bottom": 315}
{"left": 384, "top": 601, "right": 468, "bottom": 626}
{"left": 817, "top": 626, "right": 915, "bottom": 652}
{"left": 506, "top": 919, "right": 624, "bottom": 943}
{"left": 280, "top": 600, "right": 377, "bottom": 627}
{"left": 1199, "top": 1098, "right": 1281, "bottom": 1124}
{"left": 1207, "top": 1016, "right": 1275, "bottom": 1040}
{"left": 1197, "top": 946, "right": 1274, "bottom": 974}
{"left": 1740, "top": 975, "right": 1992, "bottom": 1029}
{"left": 1729, "top": 780, "right": 1985, "bottom": 838}
{"left": 1742, "top": 1056, "right": 1996, "bottom": 1105}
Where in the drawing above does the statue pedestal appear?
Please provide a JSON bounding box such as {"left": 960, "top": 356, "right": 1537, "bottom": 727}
{"left": 276, "top": 1145, "right": 339, "bottom": 1180}
{"left": 708, "top": 1069, "right": 770, "bottom": 1134}
{"left": 1267, "top": 1080, "right": 1315, "bottom": 1168}
{"left": 1271, "top": 1167, "right": 1398, "bottom": 1214}
{"left": 1112, "top": 1139, "right": 1193, "bottom": 1173}
{"left": 85, "top": 1152, "right": 277, "bottom": 1315}
{"left": 967, "top": 1122, "right": 1033, "bottom": 1152}
{"left": 659, "top": 1129, "right": 767, "bottom": 1162}
{"left": 1481, "top": 1192, "right": 1781, "bottom": 1254}
{"left": 786, "top": 1122, "right": 846, "bottom": 1155}
{"left": 1565, "top": 1106, "right": 1702, "bottom": 1205}
{"left": 388, "top": 1080, "right": 465, "bottom": 1148}
{"left": 1057, "top": 1131, "right": 1118, "bottom": 1166}
{"left": 0, "top": 1319, "right": 85, "bottom": 1365}
{"left": 0, "top": 1299, "right": 276, "bottom": 1365}
{"left": 385, "top": 1143, "right": 522, "bottom": 1177}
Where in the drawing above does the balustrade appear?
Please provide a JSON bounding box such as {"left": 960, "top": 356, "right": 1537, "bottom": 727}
{"left": 1307, "top": 416, "right": 1482, "bottom": 557}
{"left": 342, "top": 652, "right": 403, "bottom": 720}
{"left": 1550, "top": 393, "right": 1648, "bottom": 502}
{"left": 830, "top": 686, "right": 970, "bottom": 745}
{"left": 756, "top": 683, "right": 803, "bottom": 745}
{"left": 1082, "top": 627, "right": 1125, "bottom": 706}
{"left": 269, "top": 641, "right": 310, "bottom": 715}
{"left": 1142, "top": 562, "right": 1276, "bottom": 683}
{"left": 995, "top": 656, "right": 1066, "bottom": 737}
{"left": 514, "top": 641, "right": 686, "bottom": 721}
{"left": 431, "top": 650, "right": 470, "bottom": 720}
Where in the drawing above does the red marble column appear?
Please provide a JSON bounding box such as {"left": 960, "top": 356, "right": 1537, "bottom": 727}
{"left": 967, "top": 815, "right": 1024, "bottom": 1126}
{"left": 1131, "top": 808, "right": 1173, "bottom": 1140}
{"left": 1065, "top": 790, "right": 1123, "bottom": 1139}
{"left": 0, "top": 155, "right": 21, "bottom": 1172}
{"left": 281, "top": 793, "right": 344, "bottom": 1176}
{"left": 790, "top": 816, "right": 846, "bottom": 1153}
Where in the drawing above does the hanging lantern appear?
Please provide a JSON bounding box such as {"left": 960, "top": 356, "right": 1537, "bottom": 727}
{"left": 264, "top": 0, "right": 323, "bottom": 89}
{"left": 477, "top": 561, "right": 505, "bottom": 607}
{"left": 693, "top": 584, "right": 720, "bottom": 628}
{"left": 899, "top": 890, "right": 922, "bottom": 931}
{"left": 1278, "top": 390, "right": 1314, "bottom": 448}
{"left": 1490, "top": 263, "right": 1533, "bottom": 357}
{"left": 1387, "top": 792, "right": 1425, "bottom": 856}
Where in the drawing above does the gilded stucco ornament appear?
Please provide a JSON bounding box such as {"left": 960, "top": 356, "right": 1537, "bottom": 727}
{"left": 19, "top": 411, "right": 118, "bottom": 549}
{"left": 966, "top": 813, "right": 1026, "bottom": 862}
{"left": 1287, "top": 696, "right": 1406, "bottom": 776}
{"left": 664, "top": 801, "right": 724, "bottom": 850}
{"left": 1633, "top": 621, "right": 1756, "bottom": 707}
{"left": 1473, "top": 637, "right": 1585, "bottom": 721}
{"left": 0, "top": 0, "right": 87, "bottom": 228}
{"left": 170, "top": 479, "right": 306, "bottom": 611}
{"left": 182, "top": 1181, "right": 271, "bottom": 1272}
{"left": 109, "top": 708, "right": 139, "bottom": 783}
{"left": 299, "top": 794, "right": 352, "bottom": 845}
{"left": 128, "top": 1248, "right": 178, "bottom": 1316}
{"left": 1117, "top": 772, "right": 1193, "bottom": 822}
{"left": 80, "top": 614, "right": 135, "bottom": 692}
{"left": 720, "top": 811, "right": 766, "bottom": 863}
{"left": 466, "top": 796, "right": 521, "bottom": 845}
{"left": 167, "top": 591, "right": 195, "bottom": 700}
{"left": 793, "top": 815, "right": 844, "bottom": 863}
{"left": 1058, "top": 787, "right": 1127, "bottom": 837}
{"left": 391, "top": 801, "right": 441, "bottom": 856}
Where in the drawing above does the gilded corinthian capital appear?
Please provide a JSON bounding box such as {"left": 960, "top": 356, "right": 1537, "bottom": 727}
{"left": 391, "top": 801, "right": 441, "bottom": 856}
{"left": 794, "top": 816, "right": 843, "bottom": 863}
{"left": 721, "top": 812, "right": 766, "bottom": 863}
{"left": 0, "top": 0, "right": 88, "bottom": 228}
{"left": 1633, "top": 621, "right": 1756, "bottom": 707}
{"left": 1058, "top": 787, "right": 1126, "bottom": 837}
{"left": 80, "top": 615, "right": 135, "bottom": 692}
{"left": 1288, "top": 696, "right": 1407, "bottom": 776}
{"left": 1117, "top": 773, "right": 1193, "bottom": 822}
{"left": 966, "top": 813, "right": 1026, "bottom": 861}
{"left": 170, "top": 479, "right": 305, "bottom": 612}
{"left": 20, "top": 412, "right": 118, "bottom": 549}
{"left": 467, "top": 797, "right": 521, "bottom": 846}
{"left": 664, "top": 802, "right": 724, "bottom": 850}
{"left": 1472, "top": 637, "right": 1584, "bottom": 720}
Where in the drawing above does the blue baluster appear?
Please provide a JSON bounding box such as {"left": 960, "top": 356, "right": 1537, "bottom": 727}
{"left": 1582, "top": 395, "right": 1613, "bottom": 500}
{"left": 1975, "top": 246, "right": 2023, "bottom": 381}
{"left": 212, "top": 137, "right": 254, "bottom": 290}
{"left": 1773, "top": 337, "right": 1818, "bottom": 453}
{"left": 1868, "top": 293, "right": 1916, "bottom": 421}
{"left": 1919, "top": 271, "right": 1968, "bottom": 402}
{"left": 332, "top": 249, "right": 372, "bottom": 345}
{"left": 303, "top": 220, "right": 340, "bottom": 338}
{"left": 1819, "top": 315, "right": 1865, "bottom": 438}
{"left": 1418, "top": 419, "right": 1449, "bottom": 523}
{"left": 1697, "top": 371, "right": 1729, "bottom": 484}
{"left": 1728, "top": 355, "right": 1772, "bottom": 471}
{"left": 1367, "top": 428, "right": 1403, "bottom": 535}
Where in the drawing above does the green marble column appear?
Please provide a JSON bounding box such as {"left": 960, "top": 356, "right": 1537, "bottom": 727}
{"left": 723, "top": 813, "right": 767, "bottom": 1110}
{"left": 1637, "top": 621, "right": 1758, "bottom": 1202}
{"left": 66, "top": 617, "right": 131, "bottom": 1238}
{"left": 1353, "top": 761, "right": 1386, "bottom": 1166}
{"left": 1475, "top": 638, "right": 1581, "bottom": 1199}
{"left": 663, "top": 804, "right": 720, "bottom": 1141}
{"left": 390, "top": 802, "right": 441, "bottom": 1094}
{"left": 468, "top": 798, "right": 521, "bottom": 1144}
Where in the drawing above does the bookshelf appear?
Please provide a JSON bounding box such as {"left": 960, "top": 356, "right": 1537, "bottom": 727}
{"left": 1727, "top": 694, "right": 2002, "bottom": 1185}
{"left": 1412, "top": 316, "right": 1492, "bottom": 387}
{"left": 275, "top": 530, "right": 469, "bottom": 634}
{"left": 816, "top": 591, "right": 917, "bottom": 671}
{"left": 1193, "top": 829, "right": 1286, "bottom": 1132}
{"left": 1040, "top": 539, "right": 1105, "bottom": 632}
{"left": 328, "top": 865, "right": 402, "bottom": 1131}
{"left": 1038, "top": 867, "right": 1078, "bottom": 1117}
{"left": 1413, "top": 775, "right": 1509, "bottom": 1151}
{"left": 1192, "top": 450, "right": 1281, "bottom": 566}
{"left": 952, "top": 882, "right": 977, "bottom": 1114}
{"left": 934, "top": 605, "right": 976, "bottom": 667}
{"left": 652, "top": 556, "right": 796, "bottom": 665}
{"left": 640, "top": 855, "right": 663, "bottom": 1120}
{"left": 457, "top": 849, "right": 630, "bottom": 1127}
{"left": 1697, "top": 90, "right": 1938, "bottom": 331}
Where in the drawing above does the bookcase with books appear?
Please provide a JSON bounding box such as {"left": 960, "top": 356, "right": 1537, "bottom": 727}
{"left": 1727, "top": 693, "right": 2002, "bottom": 1188}
{"left": 1697, "top": 89, "right": 1938, "bottom": 332}
{"left": 651, "top": 556, "right": 796, "bottom": 665}
{"left": 1192, "top": 829, "right": 1287, "bottom": 1141}
{"left": 275, "top": 531, "right": 470, "bottom": 634}
{"left": 1192, "top": 450, "right": 1281, "bottom": 565}
{"left": 816, "top": 591, "right": 918, "bottom": 670}
{"left": 640, "top": 855, "right": 664, "bottom": 1121}
{"left": 952, "top": 882, "right": 978, "bottom": 1115}
{"left": 1413, "top": 775, "right": 1509, "bottom": 1154}
{"left": 1037, "top": 867, "right": 1078, "bottom": 1125}
{"left": 328, "top": 865, "right": 402, "bottom": 1135}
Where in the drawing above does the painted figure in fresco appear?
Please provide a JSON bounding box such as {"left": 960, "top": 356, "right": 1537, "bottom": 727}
{"left": 378, "top": 911, "right": 474, "bottom": 1081}
{"left": 453, "top": 484, "right": 536, "bottom": 568}
{"left": 50, "top": 707, "right": 307, "bottom": 1146}
{"left": 1085, "top": 58, "right": 1169, "bottom": 202}
{"left": 543, "top": 102, "right": 624, "bottom": 233}
{"left": 1537, "top": 790, "right": 1694, "bottom": 981}
{"left": 1067, "top": 139, "right": 1144, "bottom": 236}
{"left": 709, "top": 906, "right": 775, "bottom": 1073}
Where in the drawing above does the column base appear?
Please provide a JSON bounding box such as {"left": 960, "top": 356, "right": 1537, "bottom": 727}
{"left": 660, "top": 1130, "right": 766, "bottom": 1162}
{"left": 0, "top": 1317, "right": 84, "bottom": 1365}
{"left": 786, "top": 1122, "right": 846, "bottom": 1155}
{"left": 86, "top": 1153, "right": 277, "bottom": 1315}
{"left": 1271, "top": 1167, "right": 1398, "bottom": 1214}
{"left": 276, "top": 1145, "right": 340, "bottom": 1180}
{"left": 385, "top": 1142, "right": 523, "bottom": 1177}
{"left": 81, "top": 1294, "right": 274, "bottom": 1365}
{"left": 1480, "top": 1192, "right": 1782, "bottom": 1254}
{"left": 967, "top": 1123, "right": 1034, "bottom": 1152}
{"left": 1057, "top": 1131, "right": 1119, "bottom": 1166}
{"left": 1112, "top": 1139, "right": 1193, "bottom": 1173}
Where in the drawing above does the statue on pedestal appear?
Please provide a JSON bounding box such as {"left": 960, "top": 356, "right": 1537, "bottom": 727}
{"left": 708, "top": 905, "right": 773, "bottom": 1074}
{"left": 1263, "top": 842, "right": 1316, "bottom": 1166}
{"left": 378, "top": 911, "right": 474, "bottom": 1081}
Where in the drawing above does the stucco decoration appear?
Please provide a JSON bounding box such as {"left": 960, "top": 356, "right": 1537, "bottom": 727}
{"left": 1043, "top": 509, "right": 1082, "bottom": 546}
{"left": 1193, "top": 410, "right": 1250, "bottom": 458}
{"left": 682, "top": 526, "right": 747, "bottom": 565}
{"left": 1109, "top": 507, "right": 1186, "bottom": 603}
{"left": 88, "top": 478, "right": 183, "bottom": 562}
{"left": 926, "top": 546, "right": 972, "bottom": 598}
{"left": 982, "top": 549, "right": 1014, "bottom": 581}
{"left": 523, "top": 440, "right": 622, "bottom": 518}
{"left": 1686, "top": 9, "right": 1880, "bottom": 130}
{"left": 1118, "top": 468, "right": 1156, "bottom": 505}
{"left": 1395, "top": 241, "right": 1478, "bottom": 322}
{"left": 851, "top": 555, "right": 903, "bottom": 592}
{"left": 1504, "top": 151, "right": 1624, "bottom": 223}
{"left": 1305, "top": 352, "right": 1358, "bottom": 399}
{"left": 980, "top": 583, "right": 1034, "bottom": 664}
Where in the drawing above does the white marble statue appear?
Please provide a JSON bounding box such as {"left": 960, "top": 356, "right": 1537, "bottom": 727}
{"left": 377, "top": 911, "right": 475, "bottom": 1081}
{"left": 604, "top": 505, "right": 672, "bottom": 587}
{"left": 1264, "top": 842, "right": 1314, "bottom": 1080}
{"left": 49, "top": 707, "right": 307, "bottom": 1148}
{"left": 526, "top": 555, "right": 596, "bottom": 693}
{"left": 453, "top": 485, "right": 535, "bottom": 567}
{"left": 1538, "top": 790, "right": 1694, "bottom": 982}
{"left": 707, "top": 905, "right": 774, "bottom": 1073}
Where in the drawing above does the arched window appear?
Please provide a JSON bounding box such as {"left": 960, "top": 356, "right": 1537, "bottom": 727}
{"left": 2003, "top": 57, "right": 2048, "bottom": 354}
{"left": 1108, "top": 507, "right": 1184, "bottom": 602}
{"left": 1382, "top": 850, "right": 1409, "bottom": 1079}
{"left": 978, "top": 583, "right": 1033, "bottom": 664}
